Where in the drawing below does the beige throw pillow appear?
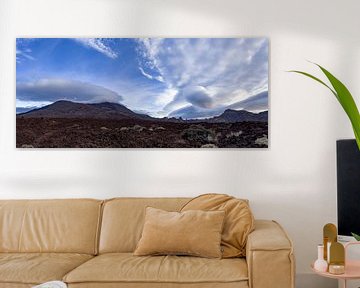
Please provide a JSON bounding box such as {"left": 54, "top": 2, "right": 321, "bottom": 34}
{"left": 134, "top": 207, "right": 225, "bottom": 258}
{"left": 181, "top": 194, "right": 255, "bottom": 258}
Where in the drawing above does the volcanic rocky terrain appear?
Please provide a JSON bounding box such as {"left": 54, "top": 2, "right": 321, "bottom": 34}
{"left": 16, "top": 101, "right": 268, "bottom": 148}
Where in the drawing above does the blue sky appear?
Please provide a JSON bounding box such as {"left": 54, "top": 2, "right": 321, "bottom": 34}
{"left": 16, "top": 38, "right": 268, "bottom": 119}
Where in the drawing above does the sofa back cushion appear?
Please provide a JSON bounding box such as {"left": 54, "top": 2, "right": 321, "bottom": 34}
{"left": 99, "top": 198, "right": 189, "bottom": 253}
{"left": 0, "top": 199, "right": 102, "bottom": 254}
{"left": 181, "top": 194, "right": 254, "bottom": 258}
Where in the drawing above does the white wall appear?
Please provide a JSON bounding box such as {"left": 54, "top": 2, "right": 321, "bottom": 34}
{"left": 1, "top": 0, "right": 359, "bottom": 287}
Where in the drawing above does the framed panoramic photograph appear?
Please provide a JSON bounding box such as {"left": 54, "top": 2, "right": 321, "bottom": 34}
{"left": 16, "top": 38, "right": 269, "bottom": 148}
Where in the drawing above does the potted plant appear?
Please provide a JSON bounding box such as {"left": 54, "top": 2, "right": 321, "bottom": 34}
{"left": 290, "top": 63, "right": 360, "bottom": 240}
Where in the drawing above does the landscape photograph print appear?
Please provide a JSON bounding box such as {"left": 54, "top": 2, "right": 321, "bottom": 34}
{"left": 16, "top": 38, "right": 269, "bottom": 148}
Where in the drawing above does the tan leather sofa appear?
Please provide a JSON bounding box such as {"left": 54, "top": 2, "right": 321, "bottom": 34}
{"left": 0, "top": 198, "right": 295, "bottom": 288}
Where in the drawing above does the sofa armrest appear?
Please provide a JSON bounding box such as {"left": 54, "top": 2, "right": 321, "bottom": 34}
{"left": 246, "top": 220, "right": 295, "bottom": 288}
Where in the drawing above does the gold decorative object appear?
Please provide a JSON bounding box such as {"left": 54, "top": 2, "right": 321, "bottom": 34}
{"left": 329, "top": 242, "right": 345, "bottom": 264}
{"left": 329, "top": 242, "right": 345, "bottom": 275}
{"left": 323, "top": 223, "right": 337, "bottom": 261}
{"left": 328, "top": 264, "right": 345, "bottom": 275}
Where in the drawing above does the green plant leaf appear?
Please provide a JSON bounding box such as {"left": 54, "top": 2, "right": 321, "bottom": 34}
{"left": 289, "top": 64, "right": 360, "bottom": 150}
{"left": 351, "top": 232, "right": 360, "bottom": 241}
{"left": 352, "top": 127, "right": 360, "bottom": 150}
{"left": 316, "top": 64, "right": 360, "bottom": 150}
{"left": 288, "top": 70, "right": 337, "bottom": 98}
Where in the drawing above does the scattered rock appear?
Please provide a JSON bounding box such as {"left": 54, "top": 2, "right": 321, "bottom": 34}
{"left": 255, "top": 135, "right": 268, "bottom": 146}
{"left": 175, "top": 139, "right": 187, "bottom": 145}
{"left": 207, "top": 134, "right": 215, "bottom": 142}
{"left": 216, "top": 132, "right": 222, "bottom": 141}
{"left": 21, "top": 144, "right": 34, "bottom": 148}
{"left": 154, "top": 126, "right": 165, "bottom": 131}
{"left": 120, "top": 127, "right": 129, "bottom": 132}
{"left": 201, "top": 144, "right": 218, "bottom": 148}
{"left": 132, "top": 125, "right": 146, "bottom": 132}
{"left": 226, "top": 131, "right": 243, "bottom": 138}
{"left": 181, "top": 126, "right": 216, "bottom": 144}
{"left": 101, "top": 126, "right": 110, "bottom": 131}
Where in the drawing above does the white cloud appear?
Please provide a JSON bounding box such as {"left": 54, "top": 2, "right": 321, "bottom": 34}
{"left": 183, "top": 86, "right": 214, "bottom": 108}
{"left": 228, "top": 91, "right": 268, "bottom": 112}
{"left": 169, "top": 91, "right": 268, "bottom": 119}
{"left": 154, "top": 87, "right": 178, "bottom": 106}
{"left": 16, "top": 99, "right": 52, "bottom": 109}
{"left": 139, "top": 67, "right": 164, "bottom": 83}
{"left": 16, "top": 49, "right": 35, "bottom": 60}
{"left": 136, "top": 38, "right": 269, "bottom": 118}
{"left": 17, "top": 79, "right": 123, "bottom": 104}
{"left": 16, "top": 39, "right": 39, "bottom": 63}
{"left": 16, "top": 48, "right": 35, "bottom": 63}
{"left": 169, "top": 105, "right": 222, "bottom": 120}
{"left": 74, "top": 38, "right": 118, "bottom": 59}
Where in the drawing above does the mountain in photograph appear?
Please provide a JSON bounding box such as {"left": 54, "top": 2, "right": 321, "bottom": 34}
{"left": 209, "top": 109, "right": 268, "bottom": 123}
{"left": 18, "top": 100, "right": 153, "bottom": 120}
{"left": 18, "top": 100, "right": 268, "bottom": 123}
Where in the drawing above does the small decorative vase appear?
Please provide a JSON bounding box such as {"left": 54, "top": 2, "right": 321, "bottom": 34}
{"left": 314, "top": 244, "right": 328, "bottom": 272}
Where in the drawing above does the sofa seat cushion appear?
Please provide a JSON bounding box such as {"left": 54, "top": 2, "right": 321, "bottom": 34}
{"left": 64, "top": 253, "right": 248, "bottom": 285}
{"left": 0, "top": 253, "right": 93, "bottom": 285}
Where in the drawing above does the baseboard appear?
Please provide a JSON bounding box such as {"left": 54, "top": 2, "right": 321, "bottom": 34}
{"left": 296, "top": 273, "right": 337, "bottom": 288}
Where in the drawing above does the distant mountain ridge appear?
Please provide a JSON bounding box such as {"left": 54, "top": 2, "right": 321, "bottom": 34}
{"left": 18, "top": 100, "right": 268, "bottom": 123}
{"left": 208, "top": 109, "right": 268, "bottom": 123}
{"left": 18, "top": 100, "right": 152, "bottom": 120}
